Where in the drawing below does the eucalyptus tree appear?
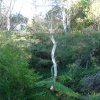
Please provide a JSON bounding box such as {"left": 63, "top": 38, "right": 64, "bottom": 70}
{"left": 44, "top": 0, "right": 72, "bottom": 89}
{"left": 0, "top": 0, "right": 2, "bottom": 16}
{"left": 0, "top": 0, "right": 16, "bottom": 31}
{"left": 46, "top": 0, "right": 73, "bottom": 32}
{"left": 0, "top": 0, "right": 4, "bottom": 29}
{"left": 45, "top": 0, "right": 58, "bottom": 90}
{"left": 6, "top": 0, "right": 16, "bottom": 31}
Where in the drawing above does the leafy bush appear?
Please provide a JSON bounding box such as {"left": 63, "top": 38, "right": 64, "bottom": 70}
{"left": 0, "top": 44, "right": 40, "bottom": 100}
{"left": 0, "top": 32, "right": 41, "bottom": 100}
{"left": 1, "top": 30, "right": 100, "bottom": 99}
{"left": 29, "top": 31, "right": 100, "bottom": 99}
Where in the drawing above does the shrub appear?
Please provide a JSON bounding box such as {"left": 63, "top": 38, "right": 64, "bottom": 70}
{"left": 0, "top": 32, "right": 39, "bottom": 100}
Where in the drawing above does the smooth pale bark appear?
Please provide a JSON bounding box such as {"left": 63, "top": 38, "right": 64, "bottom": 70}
{"left": 62, "top": 6, "right": 67, "bottom": 32}
{"left": 61, "top": 0, "right": 71, "bottom": 32}
{"left": 6, "top": 0, "right": 12, "bottom": 31}
{"left": 0, "top": 0, "right": 2, "bottom": 16}
{"left": 50, "top": 34, "right": 57, "bottom": 91}
{"left": 66, "top": 0, "right": 71, "bottom": 31}
{"left": 66, "top": 10, "right": 70, "bottom": 31}
{"left": 51, "top": 35, "right": 57, "bottom": 81}
{"left": 50, "top": 30, "right": 57, "bottom": 91}
{"left": 7, "top": 11, "right": 10, "bottom": 31}
{"left": 6, "top": 0, "right": 16, "bottom": 31}
{"left": 49, "top": 2, "right": 57, "bottom": 87}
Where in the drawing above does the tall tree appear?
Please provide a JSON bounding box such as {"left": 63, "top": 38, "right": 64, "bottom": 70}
{"left": 0, "top": 0, "right": 3, "bottom": 16}
{"left": 50, "top": 3, "right": 58, "bottom": 91}
{"left": 6, "top": 0, "right": 16, "bottom": 31}
{"left": 60, "top": 0, "right": 72, "bottom": 32}
{"left": 46, "top": 0, "right": 72, "bottom": 32}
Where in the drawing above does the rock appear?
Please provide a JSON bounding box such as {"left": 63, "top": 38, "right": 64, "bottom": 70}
{"left": 80, "top": 72, "right": 100, "bottom": 92}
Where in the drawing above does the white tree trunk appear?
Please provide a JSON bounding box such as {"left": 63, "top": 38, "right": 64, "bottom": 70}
{"left": 49, "top": 3, "right": 57, "bottom": 87}
{"left": 7, "top": 11, "right": 10, "bottom": 31}
{"left": 0, "top": 0, "right": 2, "bottom": 16}
{"left": 6, "top": 0, "right": 15, "bottom": 31}
{"left": 66, "top": 0, "right": 71, "bottom": 31}
{"left": 51, "top": 35, "right": 57, "bottom": 81}
{"left": 61, "top": 0, "right": 71, "bottom": 32}
{"left": 66, "top": 10, "right": 70, "bottom": 31}
{"left": 62, "top": 6, "right": 67, "bottom": 32}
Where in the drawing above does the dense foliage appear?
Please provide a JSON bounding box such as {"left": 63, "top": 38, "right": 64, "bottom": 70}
{"left": 29, "top": 31, "right": 100, "bottom": 99}
{"left": 0, "top": 32, "right": 40, "bottom": 100}
{"left": 0, "top": 0, "right": 100, "bottom": 100}
{"left": 0, "top": 30, "right": 100, "bottom": 100}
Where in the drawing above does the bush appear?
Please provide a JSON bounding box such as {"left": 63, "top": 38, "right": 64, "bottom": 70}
{"left": 29, "top": 32, "right": 100, "bottom": 99}
{"left": 0, "top": 32, "right": 40, "bottom": 100}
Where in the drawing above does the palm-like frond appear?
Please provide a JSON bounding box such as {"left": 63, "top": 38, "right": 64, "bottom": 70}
{"left": 36, "top": 80, "right": 80, "bottom": 99}
{"left": 82, "top": 93, "right": 100, "bottom": 100}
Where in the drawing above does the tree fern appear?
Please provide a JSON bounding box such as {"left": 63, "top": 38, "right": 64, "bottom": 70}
{"left": 36, "top": 79, "right": 80, "bottom": 99}
{"left": 34, "top": 90, "right": 58, "bottom": 100}
{"left": 82, "top": 93, "right": 100, "bottom": 100}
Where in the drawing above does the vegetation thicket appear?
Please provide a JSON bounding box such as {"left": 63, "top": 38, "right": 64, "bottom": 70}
{"left": 0, "top": 0, "right": 100, "bottom": 99}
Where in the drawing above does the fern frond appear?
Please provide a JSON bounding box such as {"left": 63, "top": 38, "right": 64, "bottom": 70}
{"left": 58, "top": 73, "right": 72, "bottom": 83}
{"left": 54, "top": 82, "right": 80, "bottom": 98}
{"left": 36, "top": 80, "right": 80, "bottom": 98}
{"left": 82, "top": 93, "right": 100, "bottom": 100}
{"left": 33, "top": 89, "right": 57, "bottom": 100}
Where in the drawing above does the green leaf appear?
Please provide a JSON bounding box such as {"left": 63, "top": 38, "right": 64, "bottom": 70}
{"left": 82, "top": 93, "right": 100, "bottom": 100}
{"left": 36, "top": 80, "right": 80, "bottom": 98}
{"left": 54, "top": 82, "right": 80, "bottom": 98}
